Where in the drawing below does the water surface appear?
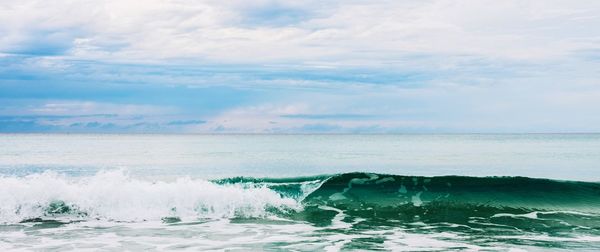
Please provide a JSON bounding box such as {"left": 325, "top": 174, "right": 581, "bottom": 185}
{"left": 1, "top": 134, "right": 599, "bottom": 251}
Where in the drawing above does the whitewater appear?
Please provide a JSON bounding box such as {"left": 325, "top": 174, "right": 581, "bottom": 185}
{"left": 1, "top": 134, "right": 600, "bottom": 251}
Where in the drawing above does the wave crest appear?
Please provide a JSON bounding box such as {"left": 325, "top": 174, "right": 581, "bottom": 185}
{"left": 0, "top": 170, "right": 299, "bottom": 223}
{"left": 3, "top": 171, "right": 600, "bottom": 229}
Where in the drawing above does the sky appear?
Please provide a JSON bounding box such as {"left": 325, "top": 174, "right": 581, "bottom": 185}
{"left": 1, "top": 0, "right": 600, "bottom": 133}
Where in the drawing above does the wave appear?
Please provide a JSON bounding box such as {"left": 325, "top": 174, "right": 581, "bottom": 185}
{"left": 295, "top": 173, "right": 600, "bottom": 231}
{"left": 303, "top": 172, "right": 600, "bottom": 211}
{"left": 2, "top": 171, "right": 600, "bottom": 231}
{"left": 0, "top": 170, "right": 299, "bottom": 223}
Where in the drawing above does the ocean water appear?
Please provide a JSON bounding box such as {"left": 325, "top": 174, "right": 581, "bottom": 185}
{"left": 0, "top": 134, "right": 600, "bottom": 251}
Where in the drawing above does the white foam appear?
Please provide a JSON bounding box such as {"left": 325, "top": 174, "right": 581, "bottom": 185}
{"left": 375, "top": 177, "right": 395, "bottom": 184}
{"left": 318, "top": 206, "right": 352, "bottom": 229}
{"left": 0, "top": 170, "right": 299, "bottom": 223}
{"left": 328, "top": 193, "right": 347, "bottom": 201}
{"left": 411, "top": 192, "right": 423, "bottom": 207}
{"left": 398, "top": 184, "right": 408, "bottom": 194}
{"left": 328, "top": 173, "right": 380, "bottom": 201}
{"left": 492, "top": 212, "right": 538, "bottom": 219}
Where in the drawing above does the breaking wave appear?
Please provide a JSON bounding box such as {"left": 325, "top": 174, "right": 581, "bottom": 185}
{"left": 0, "top": 170, "right": 299, "bottom": 223}
{"left": 2, "top": 171, "right": 600, "bottom": 232}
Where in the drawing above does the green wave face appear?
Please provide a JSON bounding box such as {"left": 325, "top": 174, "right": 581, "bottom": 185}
{"left": 303, "top": 172, "right": 600, "bottom": 212}
{"left": 259, "top": 173, "right": 600, "bottom": 236}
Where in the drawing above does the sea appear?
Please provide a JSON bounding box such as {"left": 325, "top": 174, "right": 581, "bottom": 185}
{"left": 0, "top": 134, "right": 599, "bottom": 251}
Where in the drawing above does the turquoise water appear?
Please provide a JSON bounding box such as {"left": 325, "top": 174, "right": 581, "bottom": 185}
{"left": 1, "top": 134, "right": 600, "bottom": 250}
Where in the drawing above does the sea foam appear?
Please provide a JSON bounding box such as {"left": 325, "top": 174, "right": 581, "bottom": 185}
{"left": 0, "top": 170, "right": 299, "bottom": 223}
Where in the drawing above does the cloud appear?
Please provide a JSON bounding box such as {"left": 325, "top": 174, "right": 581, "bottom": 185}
{"left": 1, "top": 1, "right": 600, "bottom": 133}
{"left": 0, "top": 114, "right": 117, "bottom": 120}
{"left": 0, "top": 100, "right": 208, "bottom": 133}
{"left": 2, "top": 0, "right": 600, "bottom": 63}
{"left": 0, "top": 113, "right": 210, "bottom": 133}
{"left": 280, "top": 114, "right": 376, "bottom": 120}
{"left": 26, "top": 101, "right": 176, "bottom": 116}
{"left": 166, "top": 120, "right": 206, "bottom": 126}
{"left": 234, "top": 1, "right": 316, "bottom": 27}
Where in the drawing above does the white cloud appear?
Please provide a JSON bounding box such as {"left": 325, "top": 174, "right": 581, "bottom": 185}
{"left": 26, "top": 101, "right": 177, "bottom": 116}
{"left": 2, "top": 0, "right": 600, "bottom": 133}
{"left": 196, "top": 103, "right": 310, "bottom": 132}
{"left": 2, "top": 0, "right": 600, "bottom": 64}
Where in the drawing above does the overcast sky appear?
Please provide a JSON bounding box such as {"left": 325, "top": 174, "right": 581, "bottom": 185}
{"left": 1, "top": 0, "right": 600, "bottom": 133}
